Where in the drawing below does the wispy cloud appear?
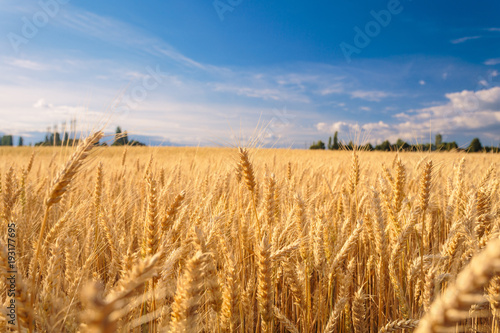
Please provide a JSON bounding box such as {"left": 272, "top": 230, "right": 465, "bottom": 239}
{"left": 212, "top": 84, "right": 293, "bottom": 101}
{"left": 4, "top": 58, "right": 51, "bottom": 71}
{"left": 55, "top": 8, "right": 220, "bottom": 73}
{"left": 450, "top": 36, "right": 481, "bottom": 44}
{"left": 350, "top": 90, "right": 393, "bottom": 102}
{"left": 485, "top": 58, "right": 500, "bottom": 65}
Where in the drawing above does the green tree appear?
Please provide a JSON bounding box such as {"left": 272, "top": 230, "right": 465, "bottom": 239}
{"left": 113, "top": 126, "right": 127, "bottom": 146}
{"left": 49, "top": 132, "right": 61, "bottom": 146}
{"left": 333, "top": 131, "right": 339, "bottom": 150}
{"left": 1, "top": 135, "right": 13, "bottom": 146}
{"left": 18, "top": 136, "right": 23, "bottom": 146}
{"left": 396, "top": 138, "right": 409, "bottom": 150}
{"left": 328, "top": 136, "right": 332, "bottom": 150}
{"left": 468, "top": 138, "right": 482, "bottom": 152}
{"left": 435, "top": 133, "right": 443, "bottom": 148}
{"left": 114, "top": 126, "right": 122, "bottom": 145}
{"left": 446, "top": 142, "right": 458, "bottom": 151}
{"left": 309, "top": 140, "right": 325, "bottom": 150}
{"left": 376, "top": 140, "right": 391, "bottom": 151}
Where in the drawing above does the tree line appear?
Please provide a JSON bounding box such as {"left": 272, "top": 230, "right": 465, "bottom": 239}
{"left": 0, "top": 126, "right": 145, "bottom": 147}
{"left": 0, "top": 135, "right": 20, "bottom": 146}
{"left": 310, "top": 132, "right": 499, "bottom": 153}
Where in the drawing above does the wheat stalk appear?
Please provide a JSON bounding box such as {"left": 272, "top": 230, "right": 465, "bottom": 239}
{"left": 31, "top": 131, "right": 103, "bottom": 307}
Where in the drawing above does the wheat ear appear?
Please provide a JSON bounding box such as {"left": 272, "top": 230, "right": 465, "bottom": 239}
{"left": 81, "top": 253, "right": 160, "bottom": 332}
{"left": 31, "top": 131, "right": 103, "bottom": 306}
{"left": 169, "top": 251, "right": 208, "bottom": 333}
{"left": 161, "top": 190, "right": 186, "bottom": 234}
{"left": 257, "top": 235, "right": 273, "bottom": 333}
{"left": 274, "top": 306, "right": 299, "bottom": 333}
{"left": 379, "top": 319, "right": 420, "bottom": 333}
{"left": 352, "top": 286, "right": 367, "bottom": 333}
{"left": 416, "top": 238, "right": 500, "bottom": 332}
{"left": 238, "top": 147, "right": 261, "bottom": 238}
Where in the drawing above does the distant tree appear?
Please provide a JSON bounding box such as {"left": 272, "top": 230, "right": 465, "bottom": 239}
{"left": 328, "top": 136, "right": 332, "bottom": 150}
{"left": 468, "top": 138, "right": 482, "bottom": 152}
{"left": 49, "top": 132, "right": 61, "bottom": 146}
{"left": 435, "top": 133, "right": 443, "bottom": 148}
{"left": 113, "top": 126, "right": 123, "bottom": 146}
{"left": 129, "top": 140, "right": 146, "bottom": 146}
{"left": 376, "top": 140, "right": 391, "bottom": 151}
{"left": 111, "top": 126, "right": 145, "bottom": 146}
{"left": 309, "top": 140, "right": 325, "bottom": 150}
{"left": 123, "top": 130, "right": 129, "bottom": 145}
{"left": 113, "top": 126, "right": 131, "bottom": 146}
{"left": 333, "top": 131, "right": 339, "bottom": 150}
{"left": 1, "top": 135, "right": 13, "bottom": 146}
{"left": 446, "top": 141, "right": 458, "bottom": 151}
{"left": 396, "top": 138, "right": 409, "bottom": 150}
{"left": 363, "top": 143, "right": 374, "bottom": 151}
{"left": 18, "top": 136, "right": 23, "bottom": 147}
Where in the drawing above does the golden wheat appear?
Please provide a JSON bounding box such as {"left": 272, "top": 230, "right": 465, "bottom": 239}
{"left": 0, "top": 133, "right": 498, "bottom": 332}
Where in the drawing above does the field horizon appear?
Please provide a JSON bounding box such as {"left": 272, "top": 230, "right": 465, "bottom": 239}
{"left": 0, "top": 137, "right": 499, "bottom": 332}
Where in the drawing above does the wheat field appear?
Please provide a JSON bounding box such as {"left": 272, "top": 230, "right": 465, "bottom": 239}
{"left": 0, "top": 132, "right": 499, "bottom": 332}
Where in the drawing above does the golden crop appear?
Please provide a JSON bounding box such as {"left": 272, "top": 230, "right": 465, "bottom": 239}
{"left": 0, "top": 133, "right": 499, "bottom": 332}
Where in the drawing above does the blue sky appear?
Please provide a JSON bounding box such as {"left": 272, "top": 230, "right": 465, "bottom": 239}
{"left": 1, "top": 0, "right": 499, "bottom": 147}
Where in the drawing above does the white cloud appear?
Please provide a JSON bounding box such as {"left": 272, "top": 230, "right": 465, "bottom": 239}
{"left": 450, "top": 36, "right": 481, "bottom": 44}
{"left": 350, "top": 90, "right": 392, "bottom": 102}
{"left": 319, "top": 86, "right": 344, "bottom": 95}
{"left": 316, "top": 87, "right": 500, "bottom": 144}
{"left": 485, "top": 58, "right": 500, "bottom": 65}
{"left": 211, "top": 83, "right": 310, "bottom": 103}
{"left": 360, "top": 106, "right": 371, "bottom": 111}
{"left": 419, "top": 80, "right": 426, "bottom": 86}
{"left": 33, "top": 99, "right": 53, "bottom": 109}
{"left": 316, "top": 121, "right": 358, "bottom": 134}
{"left": 316, "top": 122, "right": 327, "bottom": 131}
{"left": 4, "top": 58, "right": 50, "bottom": 71}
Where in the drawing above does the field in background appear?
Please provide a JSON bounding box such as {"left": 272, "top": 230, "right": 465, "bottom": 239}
{"left": 0, "top": 142, "right": 499, "bottom": 332}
